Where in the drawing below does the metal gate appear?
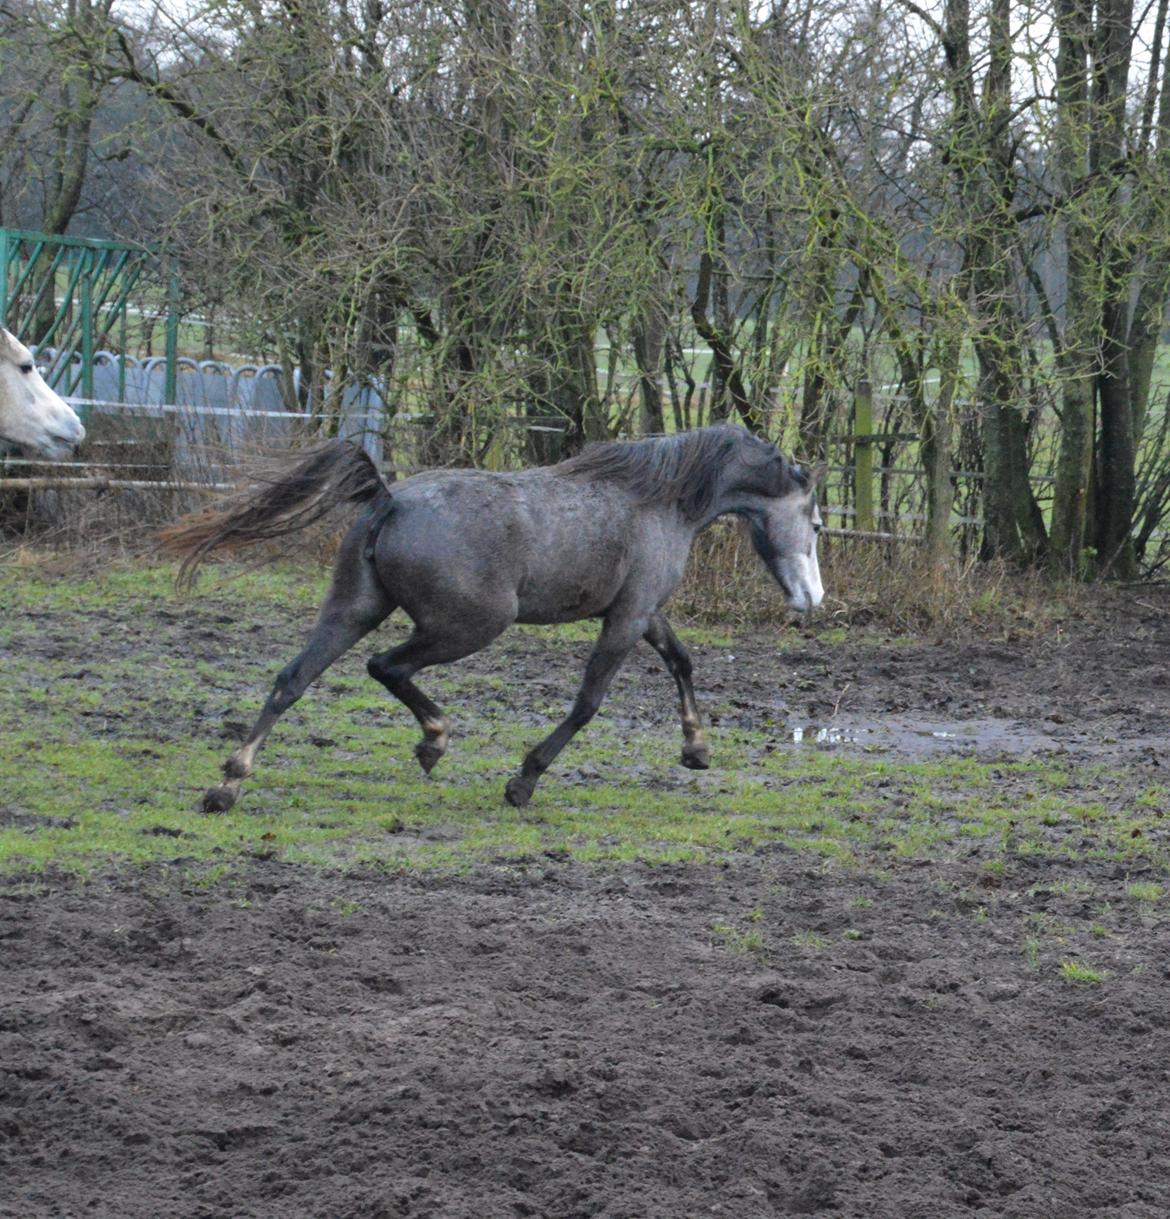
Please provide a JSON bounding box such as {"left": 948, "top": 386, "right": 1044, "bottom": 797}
{"left": 0, "top": 227, "right": 179, "bottom": 402}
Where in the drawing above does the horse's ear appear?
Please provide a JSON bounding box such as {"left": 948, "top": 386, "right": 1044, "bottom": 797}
{"left": 790, "top": 458, "right": 827, "bottom": 490}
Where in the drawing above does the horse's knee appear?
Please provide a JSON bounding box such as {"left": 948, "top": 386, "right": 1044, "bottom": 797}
{"left": 270, "top": 666, "right": 300, "bottom": 712}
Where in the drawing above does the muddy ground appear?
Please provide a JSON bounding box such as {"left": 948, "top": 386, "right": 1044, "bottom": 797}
{"left": 3, "top": 581, "right": 1170, "bottom": 1217}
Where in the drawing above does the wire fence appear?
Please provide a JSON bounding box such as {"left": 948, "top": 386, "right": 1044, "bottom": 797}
{"left": 2, "top": 350, "right": 987, "bottom": 546}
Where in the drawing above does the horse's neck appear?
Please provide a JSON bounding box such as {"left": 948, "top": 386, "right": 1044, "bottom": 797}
{"left": 697, "top": 475, "right": 755, "bottom": 529}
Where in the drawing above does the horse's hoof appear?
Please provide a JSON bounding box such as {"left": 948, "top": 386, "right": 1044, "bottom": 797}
{"left": 415, "top": 740, "right": 445, "bottom": 775}
{"left": 202, "top": 785, "right": 237, "bottom": 814}
{"left": 504, "top": 777, "right": 533, "bottom": 808}
{"left": 681, "top": 745, "right": 710, "bottom": 770}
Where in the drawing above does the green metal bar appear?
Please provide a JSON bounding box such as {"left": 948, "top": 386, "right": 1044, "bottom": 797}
{"left": 80, "top": 262, "right": 94, "bottom": 399}
{"left": 91, "top": 249, "right": 132, "bottom": 324}
{"left": 8, "top": 239, "right": 46, "bottom": 338}
{"left": 0, "top": 226, "right": 155, "bottom": 255}
{"left": 106, "top": 260, "right": 145, "bottom": 400}
{"left": 43, "top": 251, "right": 92, "bottom": 394}
{"left": 51, "top": 315, "right": 84, "bottom": 394}
{"left": 92, "top": 251, "right": 138, "bottom": 350}
{"left": 41, "top": 248, "right": 87, "bottom": 352}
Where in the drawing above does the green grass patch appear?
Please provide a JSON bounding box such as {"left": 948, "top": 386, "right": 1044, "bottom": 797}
{"left": 3, "top": 557, "right": 1170, "bottom": 880}
{"left": 1059, "top": 959, "right": 1104, "bottom": 984}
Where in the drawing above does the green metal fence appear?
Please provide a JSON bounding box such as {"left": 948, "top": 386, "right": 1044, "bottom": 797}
{"left": 0, "top": 227, "right": 179, "bottom": 403}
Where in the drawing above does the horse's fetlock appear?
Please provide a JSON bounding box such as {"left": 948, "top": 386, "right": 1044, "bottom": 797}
{"left": 420, "top": 714, "right": 447, "bottom": 737}
{"left": 223, "top": 755, "right": 250, "bottom": 780}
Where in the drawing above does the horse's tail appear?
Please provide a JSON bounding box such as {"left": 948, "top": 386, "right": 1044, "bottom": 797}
{"left": 160, "top": 440, "right": 386, "bottom": 587}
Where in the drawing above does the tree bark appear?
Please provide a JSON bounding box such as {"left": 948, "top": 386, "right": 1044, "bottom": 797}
{"left": 1050, "top": 0, "right": 1096, "bottom": 572}
{"left": 943, "top": 0, "right": 1046, "bottom": 563}
{"left": 1092, "top": 0, "right": 1138, "bottom": 577}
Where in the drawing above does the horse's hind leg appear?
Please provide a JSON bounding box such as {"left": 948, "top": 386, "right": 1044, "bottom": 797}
{"left": 203, "top": 578, "right": 392, "bottom": 813}
{"left": 644, "top": 612, "right": 710, "bottom": 770}
{"left": 366, "top": 619, "right": 509, "bottom": 774}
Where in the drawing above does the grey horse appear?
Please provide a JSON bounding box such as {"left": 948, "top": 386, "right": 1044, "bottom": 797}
{"left": 163, "top": 425, "right": 823, "bottom": 809}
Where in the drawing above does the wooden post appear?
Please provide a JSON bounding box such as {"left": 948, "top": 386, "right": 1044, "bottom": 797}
{"left": 854, "top": 375, "right": 875, "bottom": 533}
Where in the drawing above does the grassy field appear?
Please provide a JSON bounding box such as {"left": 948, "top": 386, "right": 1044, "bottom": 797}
{"left": 2, "top": 558, "right": 1167, "bottom": 885}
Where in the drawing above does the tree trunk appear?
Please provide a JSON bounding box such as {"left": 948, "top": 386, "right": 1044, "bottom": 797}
{"left": 922, "top": 333, "right": 959, "bottom": 567}
{"left": 633, "top": 292, "right": 667, "bottom": 436}
{"left": 944, "top": 0, "right": 1046, "bottom": 563}
{"left": 1049, "top": 0, "right": 1096, "bottom": 572}
{"left": 1091, "top": 0, "right": 1138, "bottom": 577}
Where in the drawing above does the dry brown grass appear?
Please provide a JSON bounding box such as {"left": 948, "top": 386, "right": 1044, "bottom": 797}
{"left": 674, "top": 520, "right": 1097, "bottom": 638}
{"left": 3, "top": 448, "right": 1104, "bottom": 642}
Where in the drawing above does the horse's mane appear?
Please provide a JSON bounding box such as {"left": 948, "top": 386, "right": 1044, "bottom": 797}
{"left": 556, "top": 425, "right": 773, "bottom": 519}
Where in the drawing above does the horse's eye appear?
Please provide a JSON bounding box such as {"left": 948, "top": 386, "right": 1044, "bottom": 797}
{"left": 19, "top": 362, "right": 34, "bottom": 374}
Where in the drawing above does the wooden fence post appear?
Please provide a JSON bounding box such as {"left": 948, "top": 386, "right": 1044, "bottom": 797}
{"left": 854, "top": 376, "right": 875, "bottom": 533}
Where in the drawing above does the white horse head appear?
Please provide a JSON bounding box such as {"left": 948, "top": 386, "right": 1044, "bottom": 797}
{"left": 0, "top": 327, "right": 85, "bottom": 460}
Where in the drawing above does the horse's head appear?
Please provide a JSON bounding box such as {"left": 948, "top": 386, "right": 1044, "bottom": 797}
{"left": 741, "top": 453, "right": 825, "bottom": 613}
{"left": 0, "top": 327, "right": 86, "bottom": 460}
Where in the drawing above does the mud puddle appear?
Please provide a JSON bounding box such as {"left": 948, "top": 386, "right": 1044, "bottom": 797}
{"left": 787, "top": 713, "right": 1077, "bottom": 759}
{"left": 782, "top": 704, "right": 1170, "bottom": 761}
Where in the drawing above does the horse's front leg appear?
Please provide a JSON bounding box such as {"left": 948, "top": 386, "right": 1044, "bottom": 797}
{"left": 643, "top": 612, "right": 710, "bottom": 770}
{"left": 505, "top": 615, "right": 645, "bottom": 808}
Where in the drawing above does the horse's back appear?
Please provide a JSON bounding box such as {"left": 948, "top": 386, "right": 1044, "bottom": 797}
{"left": 370, "top": 468, "right": 641, "bottom": 626}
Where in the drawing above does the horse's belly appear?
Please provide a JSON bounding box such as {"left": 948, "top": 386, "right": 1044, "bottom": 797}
{"left": 514, "top": 591, "right": 610, "bottom": 625}
{"left": 514, "top": 549, "right": 628, "bottom": 624}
